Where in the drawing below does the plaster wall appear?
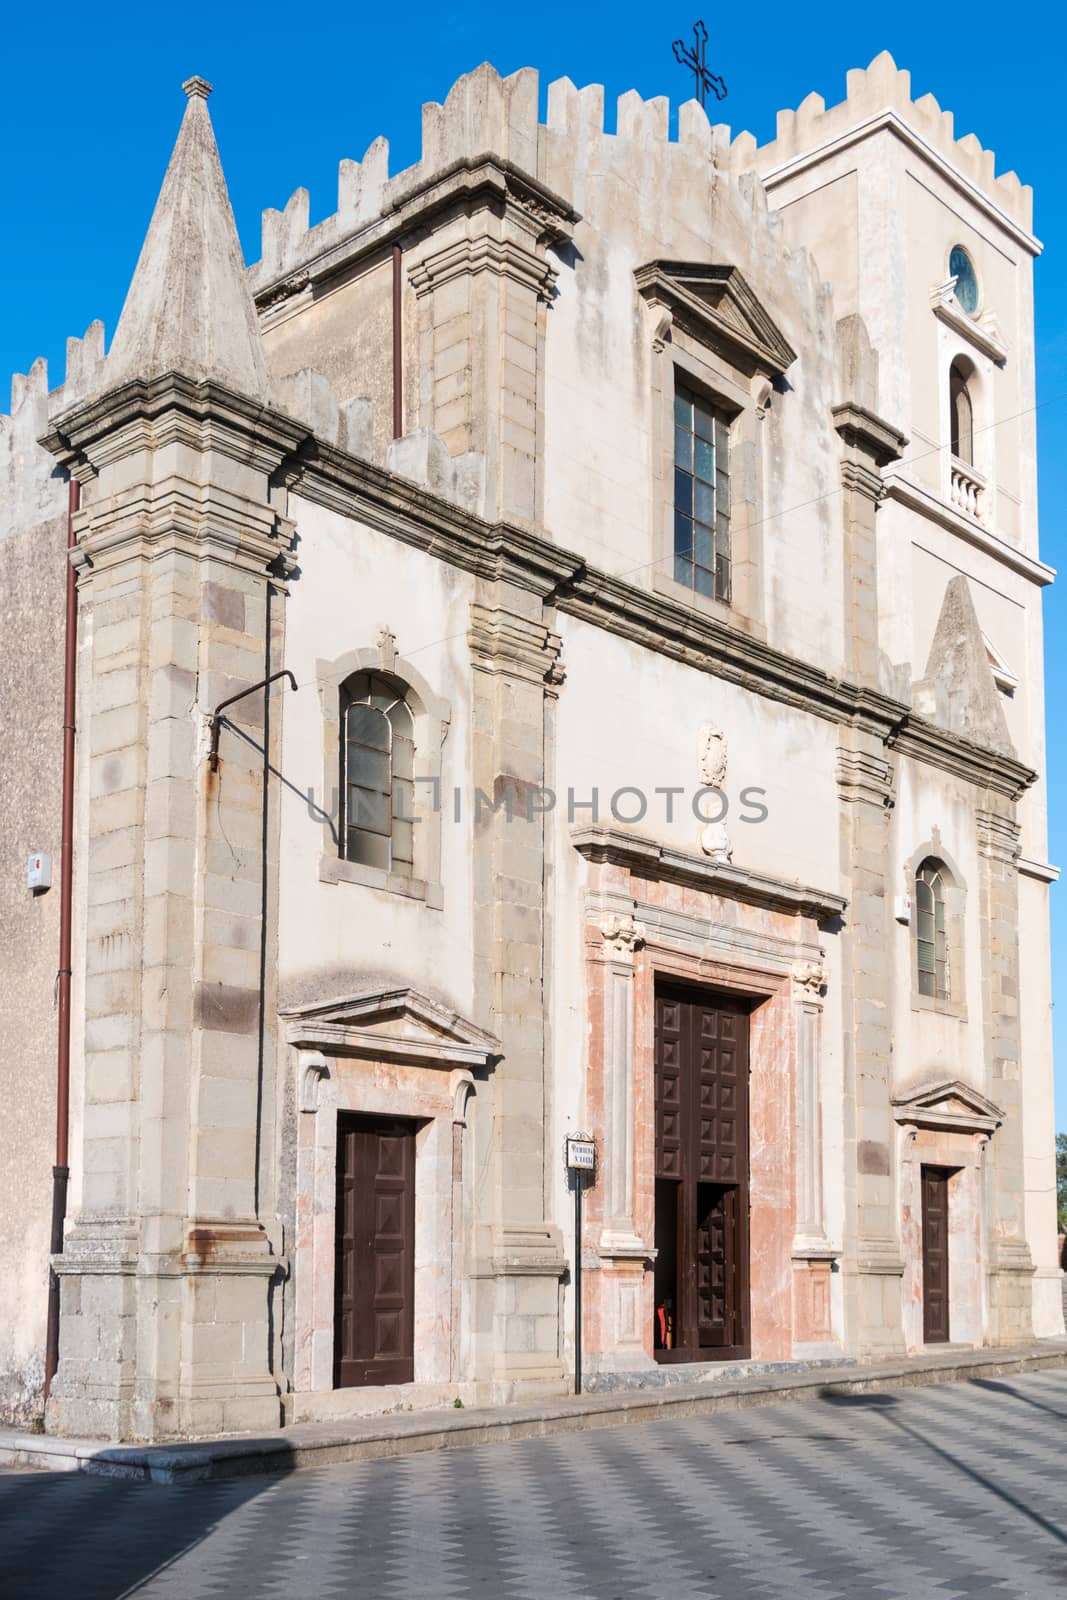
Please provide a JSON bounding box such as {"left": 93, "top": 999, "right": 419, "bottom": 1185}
{"left": 549, "top": 613, "right": 839, "bottom": 888}
{"left": 539, "top": 109, "right": 845, "bottom": 676}
{"left": 888, "top": 757, "right": 987, "bottom": 1092}
{"left": 262, "top": 259, "right": 419, "bottom": 467}
{"left": 547, "top": 612, "right": 847, "bottom": 1356}
{"left": 0, "top": 512, "right": 66, "bottom": 1423}
{"left": 276, "top": 495, "right": 476, "bottom": 1015}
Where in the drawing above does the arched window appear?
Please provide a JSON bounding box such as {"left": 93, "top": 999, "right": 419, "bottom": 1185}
{"left": 340, "top": 672, "right": 414, "bottom": 874}
{"left": 949, "top": 361, "right": 974, "bottom": 465}
{"left": 915, "top": 861, "right": 949, "bottom": 1001}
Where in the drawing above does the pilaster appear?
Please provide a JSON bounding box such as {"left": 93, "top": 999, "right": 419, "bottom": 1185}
{"left": 836, "top": 733, "right": 905, "bottom": 1353}
{"left": 831, "top": 400, "right": 907, "bottom": 688}
{"left": 976, "top": 797, "right": 1034, "bottom": 1341}
{"left": 409, "top": 167, "right": 576, "bottom": 525}
{"left": 45, "top": 378, "right": 304, "bottom": 1439}
{"left": 467, "top": 584, "right": 566, "bottom": 1391}
{"left": 790, "top": 957, "right": 837, "bottom": 1350}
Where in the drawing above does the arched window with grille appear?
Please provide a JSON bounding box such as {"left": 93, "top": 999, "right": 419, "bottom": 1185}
{"left": 949, "top": 360, "right": 974, "bottom": 465}
{"left": 340, "top": 672, "right": 415, "bottom": 875}
{"left": 915, "top": 860, "right": 950, "bottom": 1001}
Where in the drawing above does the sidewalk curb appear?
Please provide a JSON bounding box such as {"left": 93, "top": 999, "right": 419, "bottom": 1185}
{"left": 4, "top": 1341, "right": 1066, "bottom": 1484}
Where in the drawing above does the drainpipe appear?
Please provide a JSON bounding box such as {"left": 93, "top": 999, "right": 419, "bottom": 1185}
{"left": 44, "top": 476, "right": 80, "bottom": 1400}
{"left": 392, "top": 243, "right": 403, "bottom": 440}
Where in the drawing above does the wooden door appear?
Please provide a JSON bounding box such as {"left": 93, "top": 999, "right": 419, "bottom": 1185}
{"left": 654, "top": 988, "right": 750, "bottom": 1360}
{"left": 334, "top": 1115, "right": 416, "bottom": 1388}
{"left": 921, "top": 1166, "right": 951, "bottom": 1345}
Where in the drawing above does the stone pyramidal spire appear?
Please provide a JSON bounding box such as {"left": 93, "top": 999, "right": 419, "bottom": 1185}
{"left": 106, "top": 77, "right": 270, "bottom": 400}
{"left": 920, "top": 575, "right": 1014, "bottom": 755}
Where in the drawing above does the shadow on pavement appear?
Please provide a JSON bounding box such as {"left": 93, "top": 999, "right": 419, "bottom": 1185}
{"left": 818, "top": 1384, "right": 1067, "bottom": 1549}
{"left": 0, "top": 1449, "right": 293, "bottom": 1600}
{"left": 969, "top": 1374, "right": 1067, "bottom": 1421}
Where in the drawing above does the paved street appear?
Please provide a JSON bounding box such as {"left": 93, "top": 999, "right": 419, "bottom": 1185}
{"left": 3, "top": 1369, "right": 1067, "bottom": 1599}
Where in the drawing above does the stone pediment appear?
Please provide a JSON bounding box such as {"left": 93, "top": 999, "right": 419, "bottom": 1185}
{"left": 892, "top": 1078, "right": 1004, "bottom": 1135}
{"left": 282, "top": 986, "right": 500, "bottom": 1070}
{"left": 635, "top": 260, "right": 797, "bottom": 379}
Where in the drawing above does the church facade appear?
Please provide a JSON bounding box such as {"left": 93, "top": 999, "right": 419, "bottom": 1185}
{"left": 0, "top": 53, "right": 1061, "bottom": 1439}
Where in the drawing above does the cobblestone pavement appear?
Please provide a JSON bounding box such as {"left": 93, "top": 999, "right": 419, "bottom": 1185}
{"left": 3, "top": 1370, "right": 1067, "bottom": 1599}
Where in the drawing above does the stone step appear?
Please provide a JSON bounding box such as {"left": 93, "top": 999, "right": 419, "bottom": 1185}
{"left": 3, "top": 1339, "right": 1066, "bottom": 1486}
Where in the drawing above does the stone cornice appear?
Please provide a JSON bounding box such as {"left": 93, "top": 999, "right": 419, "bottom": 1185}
{"left": 571, "top": 825, "right": 847, "bottom": 922}
{"left": 1017, "top": 856, "right": 1059, "bottom": 884}
{"left": 282, "top": 985, "right": 501, "bottom": 1071}
{"left": 832, "top": 401, "right": 908, "bottom": 468}
{"left": 930, "top": 283, "right": 1008, "bottom": 363}
{"left": 758, "top": 109, "right": 1041, "bottom": 258}
{"left": 40, "top": 372, "right": 309, "bottom": 478}
{"left": 882, "top": 473, "right": 1054, "bottom": 587}
{"left": 634, "top": 260, "right": 796, "bottom": 379}
{"left": 892, "top": 1077, "right": 1004, "bottom": 1135}
{"left": 286, "top": 440, "right": 1037, "bottom": 800}
{"left": 43, "top": 385, "right": 1036, "bottom": 803}
{"left": 409, "top": 232, "right": 557, "bottom": 304}
{"left": 468, "top": 603, "right": 565, "bottom": 685}
{"left": 40, "top": 375, "right": 307, "bottom": 577}
{"left": 250, "top": 154, "right": 580, "bottom": 306}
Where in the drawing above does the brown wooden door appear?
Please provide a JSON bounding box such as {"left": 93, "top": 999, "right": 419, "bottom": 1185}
{"left": 921, "top": 1166, "right": 951, "bottom": 1344}
{"left": 654, "top": 988, "right": 750, "bottom": 1360}
{"left": 334, "top": 1115, "right": 416, "bottom": 1387}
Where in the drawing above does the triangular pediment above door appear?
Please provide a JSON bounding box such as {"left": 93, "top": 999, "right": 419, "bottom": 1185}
{"left": 635, "top": 260, "right": 797, "bottom": 379}
{"left": 282, "top": 986, "right": 500, "bottom": 1070}
{"left": 891, "top": 1077, "right": 1004, "bottom": 1134}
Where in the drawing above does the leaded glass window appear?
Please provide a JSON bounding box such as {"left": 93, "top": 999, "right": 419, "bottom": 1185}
{"left": 673, "top": 384, "right": 731, "bottom": 603}
{"left": 916, "top": 861, "right": 949, "bottom": 1000}
{"left": 340, "top": 672, "right": 415, "bottom": 875}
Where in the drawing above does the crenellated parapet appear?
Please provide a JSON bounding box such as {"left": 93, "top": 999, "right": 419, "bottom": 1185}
{"left": 725, "top": 50, "right": 1033, "bottom": 239}
{"left": 0, "top": 323, "right": 108, "bottom": 539}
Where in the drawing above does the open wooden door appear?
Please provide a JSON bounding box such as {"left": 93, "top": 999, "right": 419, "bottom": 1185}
{"left": 654, "top": 987, "right": 750, "bottom": 1361}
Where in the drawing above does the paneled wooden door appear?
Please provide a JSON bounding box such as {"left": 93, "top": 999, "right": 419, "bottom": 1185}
{"left": 334, "top": 1114, "right": 416, "bottom": 1388}
{"left": 921, "top": 1166, "right": 951, "bottom": 1345}
{"left": 654, "top": 987, "right": 751, "bottom": 1361}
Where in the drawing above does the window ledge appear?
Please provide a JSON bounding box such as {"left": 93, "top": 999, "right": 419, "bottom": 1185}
{"left": 910, "top": 991, "right": 967, "bottom": 1022}
{"left": 318, "top": 854, "right": 443, "bottom": 909}
{"left": 651, "top": 571, "right": 766, "bottom": 640}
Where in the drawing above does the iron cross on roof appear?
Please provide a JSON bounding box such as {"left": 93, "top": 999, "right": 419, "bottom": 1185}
{"left": 672, "top": 20, "right": 727, "bottom": 108}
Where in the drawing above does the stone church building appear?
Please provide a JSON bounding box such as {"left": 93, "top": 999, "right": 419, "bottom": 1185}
{"left": 0, "top": 52, "right": 1061, "bottom": 1439}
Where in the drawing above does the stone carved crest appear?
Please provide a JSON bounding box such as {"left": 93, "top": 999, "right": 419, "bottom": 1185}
{"left": 697, "top": 721, "right": 728, "bottom": 788}
{"left": 599, "top": 914, "right": 646, "bottom": 960}
{"left": 792, "top": 957, "right": 827, "bottom": 996}
{"left": 697, "top": 721, "right": 732, "bottom": 862}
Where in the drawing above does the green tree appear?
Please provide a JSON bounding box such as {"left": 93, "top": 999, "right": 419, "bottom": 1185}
{"left": 1058, "top": 1132, "right": 1067, "bottom": 1235}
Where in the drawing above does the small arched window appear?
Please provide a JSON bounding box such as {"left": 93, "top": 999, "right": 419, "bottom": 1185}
{"left": 915, "top": 861, "right": 949, "bottom": 1001}
{"left": 340, "top": 672, "right": 414, "bottom": 874}
{"left": 949, "top": 361, "right": 974, "bottom": 465}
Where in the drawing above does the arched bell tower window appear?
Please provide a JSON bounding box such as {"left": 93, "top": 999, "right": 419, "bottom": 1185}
{"left": 915, "top": 860, "right": 949, "bottom": 1001}
{"left": 340, "top": 672, "right": 414, "bottom": 875}
{"left": 949, "top": 360, "right": 974, "bottom": 465}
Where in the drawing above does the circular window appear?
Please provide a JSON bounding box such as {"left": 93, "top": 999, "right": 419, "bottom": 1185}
{"left": 949, "top": 246, "right": 979, "bottom": 315}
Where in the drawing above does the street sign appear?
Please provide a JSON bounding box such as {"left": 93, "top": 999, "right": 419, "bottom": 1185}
{"left": 566, "top": 1137, "right": 596, "bottom": 1172}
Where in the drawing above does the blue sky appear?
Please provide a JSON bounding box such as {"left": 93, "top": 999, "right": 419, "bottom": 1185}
{"left": 4, "top": 1, "right": 1065, "bottom": 1116}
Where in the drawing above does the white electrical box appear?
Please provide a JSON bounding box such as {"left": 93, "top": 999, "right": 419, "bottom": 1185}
{"left": 894, "top": 894, "right": 911, "bottom": 924}
{"left": 27, "top": 852, "right": 52, "bottom": 892}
